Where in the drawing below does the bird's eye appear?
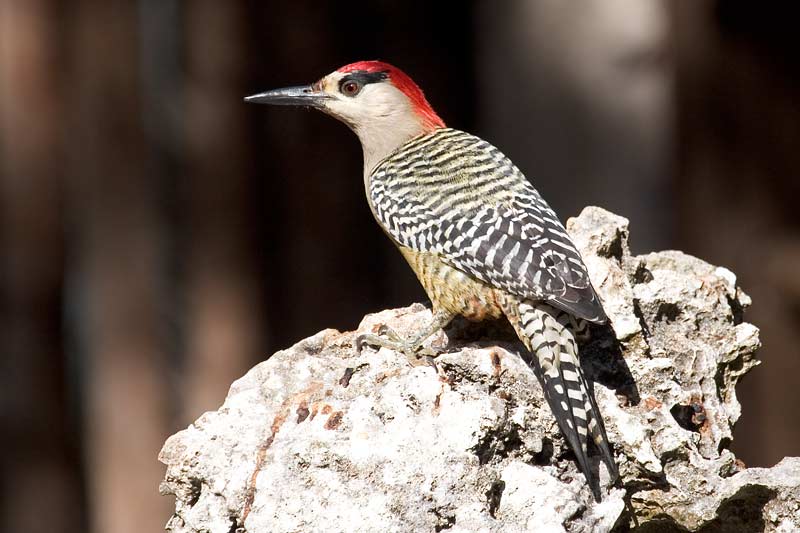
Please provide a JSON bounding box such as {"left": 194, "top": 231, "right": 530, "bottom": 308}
{"left": 340, "top": 80, "right": 362, "bottom": 97}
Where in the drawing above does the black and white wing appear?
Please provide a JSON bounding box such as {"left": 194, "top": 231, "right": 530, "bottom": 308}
{"left": 369, "top": 128, "right": 606, "bottom": 323}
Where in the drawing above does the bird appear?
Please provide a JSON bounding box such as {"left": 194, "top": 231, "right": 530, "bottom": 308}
{"left": 245, "top": 60, "right": 618, "bottom": 499}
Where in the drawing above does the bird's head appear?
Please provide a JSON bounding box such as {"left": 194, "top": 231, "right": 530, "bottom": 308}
{"left": 246, "top": 61, "right": 445, "bottom": 171}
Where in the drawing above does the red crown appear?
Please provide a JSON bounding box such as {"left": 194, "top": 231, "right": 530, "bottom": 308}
{"left": 338, "top": 61, "right": 445, "bottom": 131}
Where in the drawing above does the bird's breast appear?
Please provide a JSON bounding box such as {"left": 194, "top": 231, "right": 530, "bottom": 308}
{"left": 398, "top": 247, "right": 505, "bottom": 321}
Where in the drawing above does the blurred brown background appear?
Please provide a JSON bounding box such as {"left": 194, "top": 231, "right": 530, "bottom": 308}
{"left": 1, "top": 1, "right": 798, "bottom": 532}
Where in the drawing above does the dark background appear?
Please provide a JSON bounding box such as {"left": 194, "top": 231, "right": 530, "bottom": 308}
{"left": 1, "top": 1, "right": 799, "bottom": 532}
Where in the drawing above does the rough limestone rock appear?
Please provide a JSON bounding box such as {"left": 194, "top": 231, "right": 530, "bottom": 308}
{"left": 159, "top": 207, "right": 799, "bottom": 532}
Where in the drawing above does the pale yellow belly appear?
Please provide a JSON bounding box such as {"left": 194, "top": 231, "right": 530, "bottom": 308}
{"left": 398, "top": 247, "right": 505, "bottom": 321}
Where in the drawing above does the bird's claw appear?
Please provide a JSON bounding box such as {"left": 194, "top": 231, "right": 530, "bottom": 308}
{"left": 355, "top": 332, "right": 378, "bottom": 355}
{"left": 354, "top": 326, "right": 438, "bottom": 370}
{"left": 377, "top": 324, "right": 403, "bottom": 343}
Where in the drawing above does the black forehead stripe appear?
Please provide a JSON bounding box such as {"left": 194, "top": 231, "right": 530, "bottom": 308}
{"left": 341, "top": 70, "right": 389, "bottom": 86}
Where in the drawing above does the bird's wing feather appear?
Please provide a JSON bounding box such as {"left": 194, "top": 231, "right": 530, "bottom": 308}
{"left": 370, "top": 128, "right": 606, "bottom": 323}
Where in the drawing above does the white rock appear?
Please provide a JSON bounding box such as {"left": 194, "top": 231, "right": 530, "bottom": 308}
{"left": 161, "top": 207, "right": 797, "bottom": 532}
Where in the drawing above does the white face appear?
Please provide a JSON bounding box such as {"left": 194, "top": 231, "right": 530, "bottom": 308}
{"left": 316, "top": 70, "right": 429, "bottom": 173}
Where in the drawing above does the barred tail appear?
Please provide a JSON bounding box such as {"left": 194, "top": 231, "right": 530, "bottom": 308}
{"left": 502, "top": 299, "right": 617, "bottom": 500}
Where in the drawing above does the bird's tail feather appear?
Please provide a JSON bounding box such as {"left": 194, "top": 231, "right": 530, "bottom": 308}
{"left": 502, "top": 299, "right": 617, "bottom": 500}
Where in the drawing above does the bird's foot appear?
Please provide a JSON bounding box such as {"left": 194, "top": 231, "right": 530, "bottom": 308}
{"left": 355, "top": 325, "right": 438, "bottom": 368}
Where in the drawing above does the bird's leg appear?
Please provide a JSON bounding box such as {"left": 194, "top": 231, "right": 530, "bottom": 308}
{"left": 564, "top": 315, "right": 591, "bottom": 343}
{"left": 356, "top": 308, "right": 454, "bottom": 365}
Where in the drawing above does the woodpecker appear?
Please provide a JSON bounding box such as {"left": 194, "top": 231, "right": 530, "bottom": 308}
{"left": 246, "top": 61, "right": 617, "bottom": 499}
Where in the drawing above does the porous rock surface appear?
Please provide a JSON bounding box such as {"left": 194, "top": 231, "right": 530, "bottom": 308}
{"left": 159, "top": 207, "right": 799, "bottom": 532}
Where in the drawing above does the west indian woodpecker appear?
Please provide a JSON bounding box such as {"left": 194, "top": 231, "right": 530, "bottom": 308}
{"left": 245, "top": 61, "right": 618, "bottom": 500}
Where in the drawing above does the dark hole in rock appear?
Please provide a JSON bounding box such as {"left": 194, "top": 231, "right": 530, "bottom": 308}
{"left": 656, "top": 302, "right": 681, "bottom": 322}
{"left": 486, "top": 480, "right": 505, "bottom": 518}
{"left": 671, "top": 403, "right": 701, "bottom": 432}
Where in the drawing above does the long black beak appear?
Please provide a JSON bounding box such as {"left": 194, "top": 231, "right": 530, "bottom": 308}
{"left": 244, "top": 85, "right": 329, "bottom": 108}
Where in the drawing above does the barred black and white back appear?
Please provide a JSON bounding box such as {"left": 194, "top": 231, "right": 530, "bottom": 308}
{"left": 369, "top": 128, "right": 617, "bottom": 496}
{"left": 369, "top": 128, "right": 607, "bottom": 324}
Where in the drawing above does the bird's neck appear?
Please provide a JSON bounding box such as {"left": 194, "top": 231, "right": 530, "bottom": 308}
{"left": 359, "top": 121, "right": 442, "bottom": 231}
{"left": 357, "top": 119, "right": 436, "bottom": 175}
